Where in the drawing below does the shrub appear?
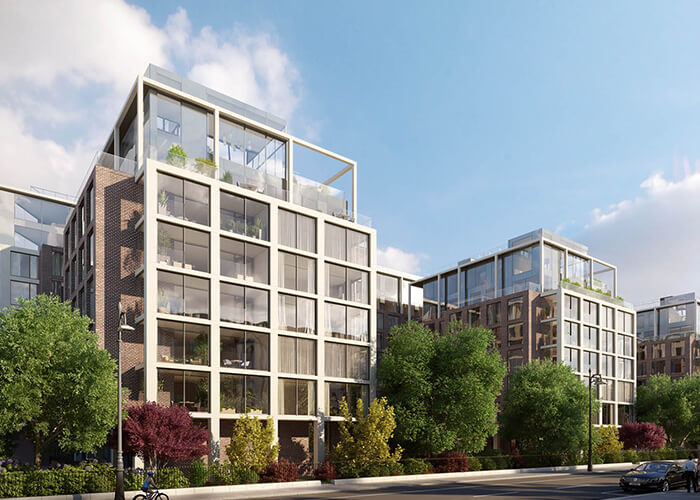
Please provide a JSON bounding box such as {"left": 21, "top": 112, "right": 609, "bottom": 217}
{"left": 363, "top": 461, "right": 404, "bottom": 477}
{"left": 225, "top": 416, "right": 279, "bottom": 475}
{"left": 86, "top": 463, "right": 115, "bottom": 493}
{"left": 479, "top": 448, "right": 513, "bottom": 469}
{"left": 435, "top": 451, "right": 469, "bottom": 473}
{"left": 125, "top": 469, "right": 146, "bottom": 491}
{"left": 0, "top": 471, "right": 25, "bottom": 498}
{"left": 60, "top": 465, "right": 88, "bottom": 494}
{"left": 622, "top": 450, "right": 639, "bottom": 463}
{"left": 619, "top": 422, "right": 666, "bottom": 450}
{"left": 167, "top": 144, "right": 188, "bottom": 167}
{"left": 403, "top": 458, "right": 432, "bottom": 475}
{"left": 595, "top": 426, "right": 623, "bottom": 457}
{"left": 314, "top": 461, "right": 337, "bottom": 482}
{"left": 262, "top": 458, "right": 298, "bottom": 483}
{"left": 236, "top": 468, "right": 259, "bottom": 484}
{"left": 468, "top": 457, "right": 482, "bottom": 472}
{"left": 156, "top": 468, "right": 189, "bottom": 488}
{"left": 480, "top": 457, "right": 496, "bottom": 470}
{"left": 24, "top": 470, "right": 62, "bottom": 496}
{"left": 188, "top": 459, "right": 208, "bottom": 487}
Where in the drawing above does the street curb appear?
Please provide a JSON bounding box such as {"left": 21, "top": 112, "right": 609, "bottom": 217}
{"left": 1, "top": 480, "right": 323, "bottom": 500}
{"left": 331, "top": 462, "right": 636, "bottom": 486}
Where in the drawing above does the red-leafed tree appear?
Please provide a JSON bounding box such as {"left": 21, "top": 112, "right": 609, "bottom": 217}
{"left": 122, "top": 402, "right": 210, "bottom": 469}
{"left": 619, "top": 422, "right": 667, "bottom": 450}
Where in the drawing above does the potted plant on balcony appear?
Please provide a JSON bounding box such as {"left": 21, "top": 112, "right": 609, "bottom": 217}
{"left": 194, "top": 157, "right": 217, "bottom": 177}
{"left": 158, "top": 189, "right": 170, "bottom": 216}
{"left": 167, "top": 144, "right": 187, "bottom": 168}
{"left": 190, "top": 334, "right": 209, "bottom": 365}
{"left": 195, "top": 379, "right": 209, "bottom": 412}
{"left": 246, "top": 217, "right": 265, "bottom": 239}
{"left": 157, "top": 287, "right": 169, "bottom": 313}
{"left": 221, "top": 170, "right": 233, "bottom": 184}
{"left": 157, "top": 227, "right": 172, "bottom": 265}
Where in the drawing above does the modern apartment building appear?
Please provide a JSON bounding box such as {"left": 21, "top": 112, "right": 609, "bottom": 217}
{"left": 62, "top": 65, "right": 378, "bottom": 466}
{"left": 636, "top": 292, "right": 700, "bottom": 383}
{"left": 411, "top": 229, "right": 637, "bottom": 427}
{"left": 375, "top": 266, "right": 421, "bottom": 362}
{"left": 0, "top": 185, "right": 72, "bottom": 309}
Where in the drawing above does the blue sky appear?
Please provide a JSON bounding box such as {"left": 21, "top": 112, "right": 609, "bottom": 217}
{"left": 1, "top": 0, "right": 699, "bottom": 302}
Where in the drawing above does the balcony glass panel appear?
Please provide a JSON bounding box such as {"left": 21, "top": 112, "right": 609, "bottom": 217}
{"left": 158, "top": 173, "right": 210, "bottom": 225}
{"left": 220, "top": 192, "right": 269, "bottom": 241}
{"left": 499, "top": 245, "right": 540, "bottom": 293}
{"left": 567, "top": 253, "right": 591, "bottom": 287}
{"left": 466, "top": 260, "right": 495, "bottom": 304}
{"left": 157, "top": 271, "right": 209, "bottom": 318}
{"left": 543, "top": 244, "right": 563, "bottom": 291}
{"left": 592, "top": 261, "right": 615, "bottom": 296}
{"left": 220, "top": 237, "right": 269, "bottom": 283}
{"left": 220, "top": 283, "right": 269, "bottom": 327}
{"left": 157, "top": 222, "right": 209, "bottom": 272}
{"left": 377, "top": 274, "right": 400, "bottom": 313}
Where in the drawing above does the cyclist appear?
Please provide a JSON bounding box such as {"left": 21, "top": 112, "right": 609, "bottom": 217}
{"left": 141, "top": 471, "right": 158, "bottom": 499}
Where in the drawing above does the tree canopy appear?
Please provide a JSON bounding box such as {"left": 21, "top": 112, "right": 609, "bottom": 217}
{"left": 122, "top": 402, "right": 210, "bottom": 469}
{"left": 619, "top": 422, "right": 667, "bottom": 450}
{"left": 0, "top": 295, "right": 118, "bottom": 466}
{"left": 499, "top": 359, "right": 595, "bottom": 459}
{"left": 378, "top": 321, "right": 506, "bottom": 455}
{"left": 225, "top": 415, "right": 278, "bottom": 474}
{"left": 636, "top": 374, "right": 700, "bottom": 447}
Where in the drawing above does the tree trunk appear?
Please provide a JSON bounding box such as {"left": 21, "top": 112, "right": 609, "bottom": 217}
{"left": 34, "top": 432, "right": 43, "bottom": 468}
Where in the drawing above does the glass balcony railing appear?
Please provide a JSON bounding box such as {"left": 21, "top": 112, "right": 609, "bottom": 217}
{"left": 219, "top": 158, "right": 286, "bottom": 200}
{"left": 154, "top": 150, "right": 217, "bottom": 179}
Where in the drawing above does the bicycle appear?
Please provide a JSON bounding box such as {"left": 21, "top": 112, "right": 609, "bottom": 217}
{"left": 133, "top": 488, "right": 169, "bottom": 500}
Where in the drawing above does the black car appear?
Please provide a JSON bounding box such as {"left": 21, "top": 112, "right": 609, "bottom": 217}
{"left": 619, "top": 461, "right": 685, "bottom": 492}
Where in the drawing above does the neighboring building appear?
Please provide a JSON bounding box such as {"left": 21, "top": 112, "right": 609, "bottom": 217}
{"left": 0, "top": 185, "right": 73, "bottom": 309}
{"left": 636, "top": 292, "right": 700, "bottom": 384}
{"left": 375, "top": 266, "right": 421, "bottom": 362}
{"left": 62, "top": 64, "right": 377, "bottom": 466}
{"left": 411, "top": 228, "right": 637, "bottom": 427}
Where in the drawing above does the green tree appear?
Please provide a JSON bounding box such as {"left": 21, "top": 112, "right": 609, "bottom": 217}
{"left": 333, "top": 397, "right": 402, "bottom": 477}
{"left": 225, "top": 415, "right": 279, "bottom": 474}
{"left": 500, "top": 360, "right": 596, "bottom": 459}
{"left": 636, "top": 374, "right": 700, "bottom": 447}
{"left": 0, "top": 295, "right": 118, "bottom": 466}
{"left": 594, "top": 425, "right": 623, "bottom": 461}
{"left": 378, "top": 321, "right": 506, "bottom": 455}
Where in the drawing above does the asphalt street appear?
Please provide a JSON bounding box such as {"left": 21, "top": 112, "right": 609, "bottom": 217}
{"left": 248, "top": 471, "right": 641, "bottom": 500}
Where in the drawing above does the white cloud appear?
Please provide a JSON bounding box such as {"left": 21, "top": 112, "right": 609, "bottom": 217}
{"left": 377, "top": 246, "right": 424, "bottom": 275}
{"left": 580, "top": 169, "right": 700, "bottom": 305}
{"left": 0, "top": 1, "right": 302, "bottom": 196}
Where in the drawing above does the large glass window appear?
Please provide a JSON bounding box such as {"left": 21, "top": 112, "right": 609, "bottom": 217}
{"left": 158, "top": 173, "right": 209, "bottom": 225}
{"left": 324, "top": 303, "right": 369, "bottom": 342}
{"left": 52, "top": 250, "right": 62, "bottom": 276}
{"left": 14, "top": 195, "right": 71, "bottom": 227}
{"left": 157, "top": 369, "right": 209, "bottom": 412}
{"left": 325, "top": 342, "right": 369, "bottom": 380}
{"left": 617, "top": 358, "right": 633, "bottom": 379}
{"left": 616, "top": 334, "right": 633, "bottom": 357}
{"left": 220, "top": 283, "right": 269, "bottom": 327}
{"left": 279, "top": 379, "right": 315, "bottom": 416}
{"left": 325, "top": 223, "right": 369, "bottom": 266}
{"left": 422, "top": 278, "right": 438, "bottom": 321}
{"left": 507, "top": 297, "right": 523, "bottom": 321}
{"left": 601, "top": 305, "right": 615, "bottom": 329}
{"left": 279, "top": 294, "right": 316, "bottom": 334}
{"left": 582, "top": 326, "right": 598, "bottom": 349}
{"left": 637, "top": 310, "right": 655, "bottom": 340}
{"left": 499, "top": 245, "right": 540, "bottom": 293}
{"left": 659, "top": 304, "right": 693, "bottom": 337}
{"left": 278, "top": 336, "right": 316, "bottom": 375}
{"left": 377, "top": 274, "right": 400, "bottom": 313}
{"left": 220, "top": 374, "right": 269, "bottom": 414}
{"left": 220, "top": 192, "right": 269, "bottom": 241}
{"left": 564, "top": 321, "right": 579, "bottom": 346}
{"left": 582, "top": 351, "right": 598, "bottom": 374}
{"left": 565, "top": 294, "right": 579, "bottom": 320}
{"left": 508, "top": 324, "right": 523, "bottom": 345}
{"left": 601, "top": 354, "right": 614, "bottom": 377}
{"left": 564, "top": 347, "right": 579, "bottom": 372}
{"left": 567, "top": 254, "right": 591, "bottom": 287}
{"left": 465, "top": 260, "right": 495, "bottom": 304}
{"left": 441, "top": 271, "right": 458, "bottom": 311}
{"left": 617, "top": 311, "right": 634, "bottom": 334}
{"left": 157, "top": 271, "right": 209, "bottom": 318}
{"left": 87, "top": 233, "right": 94, "bottom": 272}
{"left": 157, "top": 222, "right": 209, "bottom": 272}
{"left": 157, "top": 320, "right": 210, "bottom": 365}
{"left": 10, "top": 252, "right": 38, "bottom": 279}
{"left": 543, "top": 244, "right": 563, "bottom": 291}
{"left": 279, "top": 209, "right": 316, "bottom": 252}
{"left": 618, "top": 381, "right": 634, "bottom": 403}
{"left": 326, "top": 263, "right": 368, "bottom": 303}
{"left": 582, "top": 300, "right": 598, "bottom": 325}
{"left": 10, "top": 281, "right": 37, "bottom": 304}
{"left": 220, "top": 237, "right": 269, "bottom": 283}
{"left": 220, "top": 329, "right": 269, "bottom": 370}
{"left": 280, "top": 252, "right": 315, "bottom": 293}
{"left": 592, "top": 261, "right": 615, "bottom": 296}
{"left": 326, "top": 383, "right": 368, "bottom": 416}
{"left": 487, "top": 303, "right": 501, "bottom": 325}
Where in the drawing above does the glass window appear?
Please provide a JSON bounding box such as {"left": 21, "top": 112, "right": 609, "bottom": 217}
{"left": 10, "top": 281, "right": 37, "bottom": 304}
{"left": 499, "top": 245, "right": 540, "bottom": 293}
{"left": 278, "top": 336, "right": 316, "bottom": 375}
{"left": 600, "top": 330, "right": 615, "bottom": 353}
{"left": 325, "top": 223, "right": 346, "bottom": 261}
{"left": 466, "top": 260, "right": 495, "bottom": 304}
{"left": 422, "top": 278, "right": 438, "bottom": 321}
{"left": 279, "top": 379, "right": 316, "bottom": 416}
{"left": 279, "top": 294, "right": 316, "bottom": 334}
{"left": 325, "top": 342, "right": 369, "bottom": 380}
{"left": 592, "top": 261, "right": 615, "bottom": 296}
{"left": 617, "top": 358, "right": 633, "bottom": 379}
{"left": 324, "top": 303, "right": 368, "bottom": 342}
{"left": 220, "top": 283, "right": 269, "bottom": 327}
{"left": 567, "top": 254, "right": 591, "bottom": 287}
{"left": 468, "top": 308, "right": 481, "bottom": 327}
{"left": 618, "top": 381, "right": 634, "bottom": 403}
{"left": 564, "top": 347, "right": 579, "bottom": 372}
{"left": 86, "top": 233, "right": 94, "bottom": 272}
{"left": 325, "top": 383, "right": 368, "bottom": 416}
{"left": 542, "top": 244, "right": 563, "bottom": 291}
{"left": 220, "top": 237, "right": 269, "bottom": 283}
{"left": 157, "top": 222, "right": 209, "bottom": 272}
{"left": 86, "top": 184, "right": 93, "bottom": 224}
{"left": 347, "top": 229, "right": 369, "bottom": 266}
{"left": 157, "top": 320, "right": 210, "bottom": 365}
{"left": 158, "top": 172, "right": 210, "bottom": 225}
{"left": 157, "top": 271, "right": 209, "bottom": 319}
{"left": 10, "top": 252, "right": 38, "bottom": 279}
{"left": 600, "top": 354, "right": 614, "bottom": 377}
{"left": 487, "top": 303, "right": 501, "bottom": 325}
{"left": 279, "top": 252, "right": 316, "bottom": 293}
{"left": 441, "top": 271, "right": 458, "bottom": 311}
{"left": 582, "top": 351, "right": 598, "bottom": 374}
{"left": 220, "top": 373, "right": 269, "bottom": 414}
{"left": 220, "top": 328, "right": 269, "bottom": 370}
{"left": 582, "top": 326, "right": 598, "bottom": 349}
{"left": 507, "top": 297, "right": 523, "bottom": 321}
{"left": 583, "top": 300, "right": 598, "bottom": 325}
{"left": 377, "top": 274, "right": 400, "bottom": 313}
{"left": 279, "top": 209, "right": 316, "bottom": 252}
{"left": 601, "top": 306, "right": 615, "bottom": 329}
{"left": 325, "top": 223, "right": 369, "bottom": 266}
{"left": 86, "top": 279, "right": 94, "bottom": 320}
{"left": 157, "top": 369, "right": 209, "bottom": 412}
{"left": 565, "top": 294, "right": 579, "bottom": 320}
{"left": 325, "top": 263, "right": 368, "bottom": 304}
{"left": 564, "top": 321, "right": 579, "bottom": 346}
{"left": 508, "top": 324, "right": 523, "bottom": 345}
{"left": 507, "top": 349, "right": 523, "bottom": 372}
{"left": 220, "top": 191, "right": 269, "bottom": 241}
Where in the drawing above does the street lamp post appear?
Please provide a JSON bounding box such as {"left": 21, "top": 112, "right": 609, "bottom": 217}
{"left": 587, "top": 368, "right": 606, "bottom": 472}
{"left": 115, "top": 303, "right": 134, "bottom": 500}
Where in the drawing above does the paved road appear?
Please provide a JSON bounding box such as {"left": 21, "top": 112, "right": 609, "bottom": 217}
{"left": 249, "top": 471, "right": 638, "bottom": 500}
